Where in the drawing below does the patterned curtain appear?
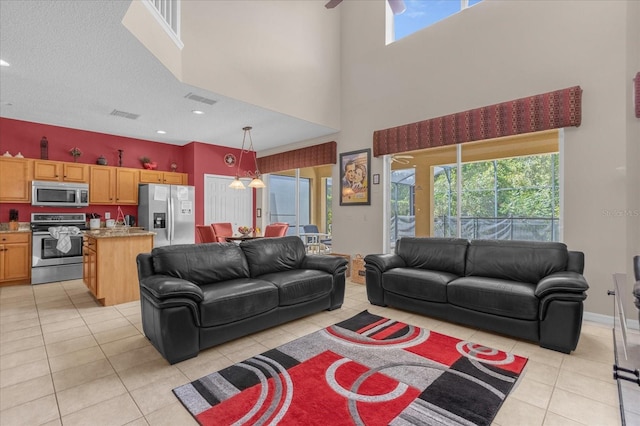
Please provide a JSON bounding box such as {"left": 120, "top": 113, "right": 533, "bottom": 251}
{"left": 257, "top": 141, "right": 337, "bottom": 174}
{"left": 373, "top": 86, "right": 582, "bottom": 157}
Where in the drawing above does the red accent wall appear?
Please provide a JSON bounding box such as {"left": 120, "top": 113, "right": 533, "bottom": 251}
{"left": 0, "top": 118, "right": 256, "bottom": 227}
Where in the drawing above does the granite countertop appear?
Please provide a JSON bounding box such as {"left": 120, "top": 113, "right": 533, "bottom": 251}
{"left": 0, "top": 222, "right": 31, "bottom": 233}
{"left": 83, "top": 229, "right": 156, "bottom": 239}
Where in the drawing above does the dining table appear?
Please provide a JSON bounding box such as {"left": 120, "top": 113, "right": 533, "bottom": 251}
{"left": 225, "top": 234, "right": 263, "bottom": 242}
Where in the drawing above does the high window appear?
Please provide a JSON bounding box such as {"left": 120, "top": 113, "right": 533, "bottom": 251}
{"left": 392, "top": 0, "right": 483, "bottom": 42}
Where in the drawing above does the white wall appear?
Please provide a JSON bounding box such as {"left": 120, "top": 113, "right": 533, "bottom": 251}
{"left": 180, "top": 0, "right": 341, "bottom": 130}
{"left": 328, "top": 0, "right": 639, "bottom": 317}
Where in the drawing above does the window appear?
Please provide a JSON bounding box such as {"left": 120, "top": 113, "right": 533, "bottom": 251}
{"left": 392, "top": 0, "right": 483, "bottom": 42}
{"left": 433, "top": 154, "right": 560, "bottom": 241}
{"left": 265, "top": 165, "right": 333, "bottom": 237}
{"left": 388, "top": 130, "right": 561, "bottom": 247}
{"left": 268, "top": 174, "right": 310, "bottom": 234}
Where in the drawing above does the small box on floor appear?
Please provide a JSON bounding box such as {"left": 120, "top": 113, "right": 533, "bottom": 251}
{"left": 351, "top": 254, "right": 365, "bottom": 284}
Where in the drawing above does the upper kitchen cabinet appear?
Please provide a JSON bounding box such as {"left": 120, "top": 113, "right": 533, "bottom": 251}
{"left": 90, "top": 166, "right": 138, "bottom": 205}
{"left": 0, "top": 157, "right": 32, "bottom": 202}
{"left": 139, "top": 170, "right": 188, "bottom": 185}
{"left": 33, "top": 160, "right": 88, "bottom": 183}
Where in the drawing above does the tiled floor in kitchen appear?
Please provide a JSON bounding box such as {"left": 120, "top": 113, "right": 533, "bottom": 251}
{"left": 0, "top": 279, "right": 622, "bottom": 426}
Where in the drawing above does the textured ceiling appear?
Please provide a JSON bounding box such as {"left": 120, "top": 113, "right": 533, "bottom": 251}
{"left": 0, "top": 0, "right": 338, "bottom": 151}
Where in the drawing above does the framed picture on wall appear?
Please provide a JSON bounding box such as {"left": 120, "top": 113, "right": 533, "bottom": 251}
{"left": 339, "top": 148, "right": 371, "bottom": 206}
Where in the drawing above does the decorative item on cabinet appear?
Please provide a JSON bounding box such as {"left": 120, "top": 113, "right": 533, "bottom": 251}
{"left": 9, "top": 209, "right": 19, "bottom": 231}
{"left": 2, "top": 151, "right": 12, "bottom": 157}
{"left": 96, "top": 155, "right": 107, "bottom": 165}
{"left": 140, "top": 156, "right": 157, "bottom": 170}
{"left": 40, "top": 136, "right": 48, "bottom": 159}
{"left": 118, "top": 149, "right": 123, "bottom": 167}
{"left": 69, "top": 147, "right": 82, "bottom": 162}
{"left": 14, "top": 152, "right": 24, "bottom": 158}
{"left": 170, "top": 161, "right": 177, "bottom": 172}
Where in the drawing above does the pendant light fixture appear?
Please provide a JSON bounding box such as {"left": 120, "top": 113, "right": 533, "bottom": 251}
{"left": 229, "top": 126, "right": 266, "bottom": 190}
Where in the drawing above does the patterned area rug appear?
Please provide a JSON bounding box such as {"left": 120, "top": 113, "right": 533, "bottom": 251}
{"left": 173, "top": 310, "right": 528, "bottom": 425}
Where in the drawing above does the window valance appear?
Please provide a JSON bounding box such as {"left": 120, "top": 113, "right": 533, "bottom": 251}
{"left": 372, "top": 86, "right": 582, "bottom": 157}
{"left": 257, "top": 141, "right": 337, "bottom": 174}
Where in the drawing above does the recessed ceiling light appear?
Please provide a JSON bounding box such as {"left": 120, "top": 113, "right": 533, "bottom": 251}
{"left": 156, "top": 130, "right": 166, "bottom": 134}
{"left": 0, "top": 60, "right": 10, "bottom": 67}
{"left": 192, "top": 110, "right": 204, "bottom": 115}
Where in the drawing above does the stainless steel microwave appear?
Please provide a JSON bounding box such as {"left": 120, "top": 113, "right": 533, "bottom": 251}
{"left": 32, "top": 181, "right": 89, "bottom": 207}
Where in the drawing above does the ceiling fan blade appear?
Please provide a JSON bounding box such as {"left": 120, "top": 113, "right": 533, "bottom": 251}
{"left": 388, "top": 0, "right": 406, "bottom": 15}
{"left": 325, "top": 0, "right": 343, "bottom": 9}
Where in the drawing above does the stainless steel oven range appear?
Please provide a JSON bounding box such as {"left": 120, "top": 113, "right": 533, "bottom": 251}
{"left": 31, "top": 213, "right": 87, "bottom": 285}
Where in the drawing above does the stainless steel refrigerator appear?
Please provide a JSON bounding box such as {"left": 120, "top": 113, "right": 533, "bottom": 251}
{"left": 138, "top": 184, "right": 195, "bottom": 247}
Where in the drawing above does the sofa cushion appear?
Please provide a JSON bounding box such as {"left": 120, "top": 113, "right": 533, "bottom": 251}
{"left": 240, "top": 236, "right": 306, "bottom": 277}
{"left": 396, "top": 237, "right": 468, "bottom": 276}
{"left": 448, "top": 276, "right": 539, "bottom": 320}
{"left": 152, "top": 243, "right": 249, "bottom": 285}
{"left": 198, "top": 278, "right": 279, "bottom": 327}
{"left": 383, "top": 268, "right": 456, "bottom": 303}
{"left": 466, "top": 240, "right": 568, "bottom": 284}
{"left": 259, "top": 269, "right": 333, "bottom": 306}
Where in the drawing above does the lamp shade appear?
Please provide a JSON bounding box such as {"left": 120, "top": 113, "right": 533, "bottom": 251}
{"left": 248, "top": 177, "right": 266, "bottom": 188}
{"left": 229, "top": 178, "right": 245, "bottom": 190}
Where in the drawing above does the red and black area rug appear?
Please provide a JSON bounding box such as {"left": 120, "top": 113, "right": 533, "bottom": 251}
{"left": 173, "top": 310, "right": 528, "bottom": 426}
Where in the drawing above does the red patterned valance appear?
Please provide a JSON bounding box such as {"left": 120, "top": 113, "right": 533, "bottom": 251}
{"left": 635, "top": 72, "right": 639, "bottom": 118}
{"left": 257, "top": 141, "right": 337, "bottom": 174}
{"left": 373, "top": 86, "right": 582, "bottom": 157}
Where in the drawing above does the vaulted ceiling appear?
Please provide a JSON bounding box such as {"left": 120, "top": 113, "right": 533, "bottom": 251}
{"left": 0, "top": 0, "right": 340, "bottom": 150}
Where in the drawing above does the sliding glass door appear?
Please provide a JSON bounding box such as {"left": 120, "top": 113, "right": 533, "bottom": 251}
{"left": 388, "top": 130, "right": 561, "bottom": 248}
{"left": 265, "top": 165, "right": 333, "bottom": 237}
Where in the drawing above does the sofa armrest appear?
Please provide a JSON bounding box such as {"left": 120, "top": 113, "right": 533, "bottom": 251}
{"left": 300, "top": 255, "right": 348, "bottom": 275}
{"left": 140, "top": 275, "right": 204, "bottom": 302}
{"left": 364, "top": 253, "right": 406, "bottom": 273}
{"left": 535, "top": 271, "right": 589, "bottom": 298}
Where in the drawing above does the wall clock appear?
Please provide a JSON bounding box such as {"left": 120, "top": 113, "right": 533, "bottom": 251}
{"left": 224, "top": 153, "right": 236, "bottom": 167}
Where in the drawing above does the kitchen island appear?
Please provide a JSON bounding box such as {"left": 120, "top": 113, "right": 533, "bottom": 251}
{"left": 83, "top": 229, "right": 154, "bottom": 306}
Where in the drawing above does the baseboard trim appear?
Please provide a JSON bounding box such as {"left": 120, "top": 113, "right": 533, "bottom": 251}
{"left": 584, "top": 311, "right": 639, "bottom": 330}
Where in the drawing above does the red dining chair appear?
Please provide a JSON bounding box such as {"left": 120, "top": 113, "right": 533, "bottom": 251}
{"left": 263, "top": 223, "right": 289, "bottom": 237}
{"left": 196, "top": 225, "right": 217, "bottom": 243}
{"left": 211, "top": 222, "right": 233, "bottom": 242}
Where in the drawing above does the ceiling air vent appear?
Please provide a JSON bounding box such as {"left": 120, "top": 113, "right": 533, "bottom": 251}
{"left": 110, "top": 109, "right": 140, "bottom": 120}
{"left": 184, "top": 92, "right": 217, "bottom": 106}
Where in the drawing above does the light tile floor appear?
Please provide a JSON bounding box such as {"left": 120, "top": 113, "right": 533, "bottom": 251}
{"left": 0, "top": 279, "right": 622, "bottom": 426}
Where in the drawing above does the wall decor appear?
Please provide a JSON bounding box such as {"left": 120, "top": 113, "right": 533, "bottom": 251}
{"left": 339, "top": 148, "right": 370, "bottom": 206}
{"left": 224, "top": 153, "right": 236, "bottom": 167}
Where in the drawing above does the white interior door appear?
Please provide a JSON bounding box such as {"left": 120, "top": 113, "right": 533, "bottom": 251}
{"left": 204, "top": 174, "right": 252, "bottom": 229}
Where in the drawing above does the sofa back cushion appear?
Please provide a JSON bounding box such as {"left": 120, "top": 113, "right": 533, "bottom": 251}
{"left": 396, "top": 237, "right": 468, "bottom": 277}
{"left": 466, "top": 240, "right": 568, "bottom": 284}
{"left": 240, "top": 236, "right": 306, "bottom": 277}
{"left": 152, "top": 243, "right": 249, "bottom": 285}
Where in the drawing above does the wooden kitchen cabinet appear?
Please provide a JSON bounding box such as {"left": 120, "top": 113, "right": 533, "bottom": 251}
{"left": 116, "top": 168, "right": 139, "bottom": 204}
{"left": 82, "top": 237, "right": 97, "bottom": 295}
{"left": 139, "top": 170, "right": 187, "bottom": 185}
{"left": 0, "top": 232, "right": 31, "bottom": 285}
{"left": 0, "top": 157, "right": 32, "bottom": 202}
{"left": 33, "top": 160, "right": 88, "bottom": 183}
{"left": 83, "top": 233, "right": 153, "bottom": 306}
{"left": 89, "top": 166, "right": 138, "bottom": 204}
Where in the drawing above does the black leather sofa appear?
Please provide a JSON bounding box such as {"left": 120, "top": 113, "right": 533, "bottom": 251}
{"left": 365, "top": 238, "right": 589, "bottom": 353}
{"left": 137, "top": 236, "right": 348, "bottom": 364}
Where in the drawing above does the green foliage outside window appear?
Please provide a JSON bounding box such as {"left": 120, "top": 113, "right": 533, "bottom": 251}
{"left": 433, "top": 154, "right": 559, "bottom": 219}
